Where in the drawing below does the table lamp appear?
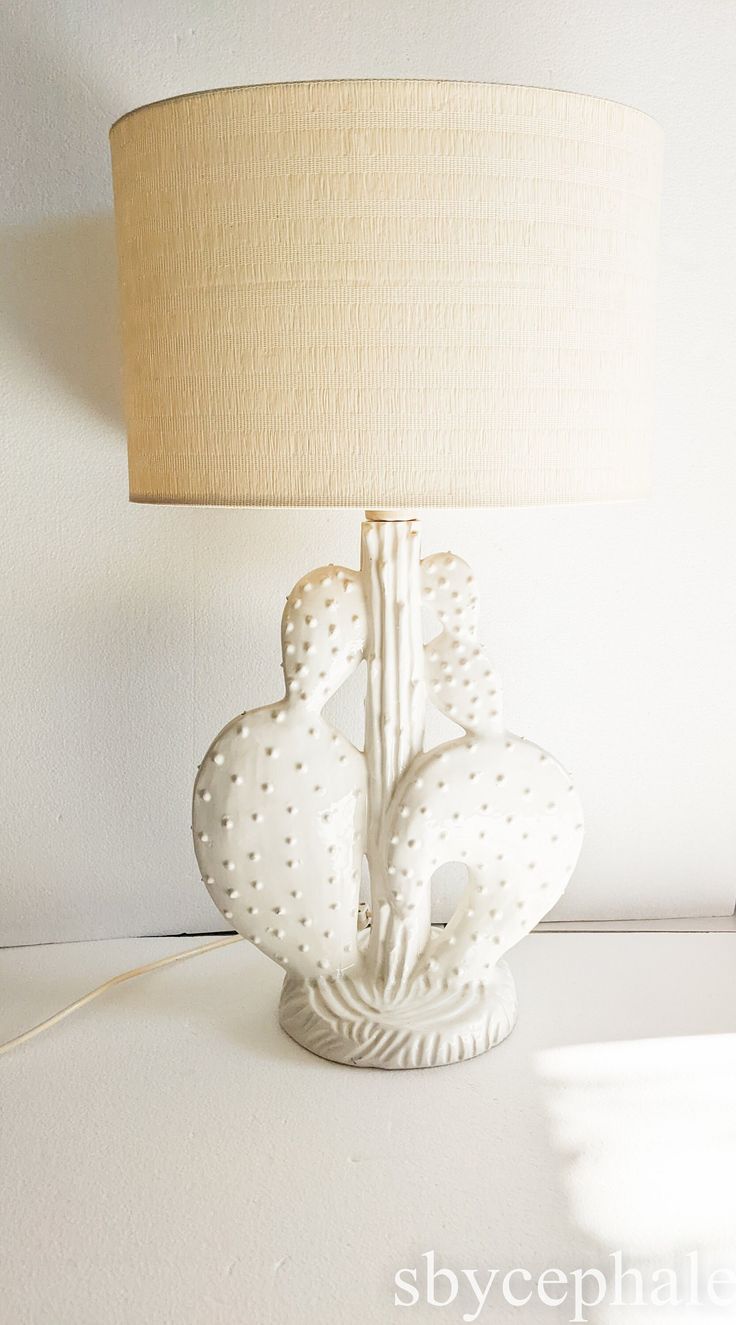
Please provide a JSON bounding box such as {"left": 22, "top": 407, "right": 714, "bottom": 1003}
{"left": 110, "top": 80, "right": 661, "bottom": 1069}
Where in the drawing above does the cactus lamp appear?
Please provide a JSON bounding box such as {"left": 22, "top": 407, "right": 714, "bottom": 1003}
{"left": 110, "top": 81, "right": 661, "bottom": 1068}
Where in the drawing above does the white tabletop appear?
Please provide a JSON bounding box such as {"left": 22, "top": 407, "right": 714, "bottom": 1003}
{"left": 2, "top": 931, "right": 735, "bottom": 1324}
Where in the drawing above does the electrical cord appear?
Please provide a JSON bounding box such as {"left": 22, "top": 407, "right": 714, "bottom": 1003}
{"left": 0, "top": 934, "right": 244, "bottom": 1058}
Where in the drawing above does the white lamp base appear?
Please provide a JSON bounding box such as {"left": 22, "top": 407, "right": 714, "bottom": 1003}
{"left": 192, "top": 513, "right": 583, "bottom": 1069}
{"left": 279, "top": 930, "right": 517, "bottom": 1069}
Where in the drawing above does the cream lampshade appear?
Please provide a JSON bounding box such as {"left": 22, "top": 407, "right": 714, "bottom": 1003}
{"left": 110, "top": 81, "right": 661, "bottom": 1070}
{"left": 110, "top": 80, "right": 661, "bottom": 508}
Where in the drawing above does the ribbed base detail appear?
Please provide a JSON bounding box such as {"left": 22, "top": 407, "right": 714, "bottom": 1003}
{"left": 278, "top": 934, "right": 517, "bottom": 1070}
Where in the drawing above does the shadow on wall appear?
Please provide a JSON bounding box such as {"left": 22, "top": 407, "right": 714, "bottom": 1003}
{"left": 0, "top": 214, "right": 122, "bottom": 426}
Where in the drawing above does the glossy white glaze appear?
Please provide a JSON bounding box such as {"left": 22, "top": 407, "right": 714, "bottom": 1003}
{"left": 193, "top": 517, "right": 583, "bottom": 1068}
{"left": 192, "top": 563, "right": 368, "bottom": 979}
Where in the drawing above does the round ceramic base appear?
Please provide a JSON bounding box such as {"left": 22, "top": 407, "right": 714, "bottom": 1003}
{"left": 279, "top": 953, "right": 517, "bottom": 1070}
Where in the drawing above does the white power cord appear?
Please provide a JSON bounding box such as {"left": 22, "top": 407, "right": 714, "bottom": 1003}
{"left": 0, "top": 934, "right": 244, "bottom": 1058}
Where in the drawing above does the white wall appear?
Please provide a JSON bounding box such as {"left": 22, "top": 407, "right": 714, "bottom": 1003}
{"left": 1, "top": 0, "right": 734, "bottom": 944}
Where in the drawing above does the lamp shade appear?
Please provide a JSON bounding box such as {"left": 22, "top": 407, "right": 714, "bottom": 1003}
{"left": 110, "top": 80, "right": 662, "bottom": 508}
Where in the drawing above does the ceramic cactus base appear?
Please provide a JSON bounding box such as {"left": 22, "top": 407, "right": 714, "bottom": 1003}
{"left": 192, "top": 513, "right": 583, "bottom": 1069}
{"left": 279, "top": 929, "right": 517, "bottom": 1069}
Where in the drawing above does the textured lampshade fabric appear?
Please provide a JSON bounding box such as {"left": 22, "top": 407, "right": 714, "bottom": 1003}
{"left": 110, "top": 80, "right": 662, "bottom": 508}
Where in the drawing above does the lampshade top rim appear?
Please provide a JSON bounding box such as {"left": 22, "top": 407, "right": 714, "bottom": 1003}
{"left": 109, "top": 78, "right": 661, "bottom": 136}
